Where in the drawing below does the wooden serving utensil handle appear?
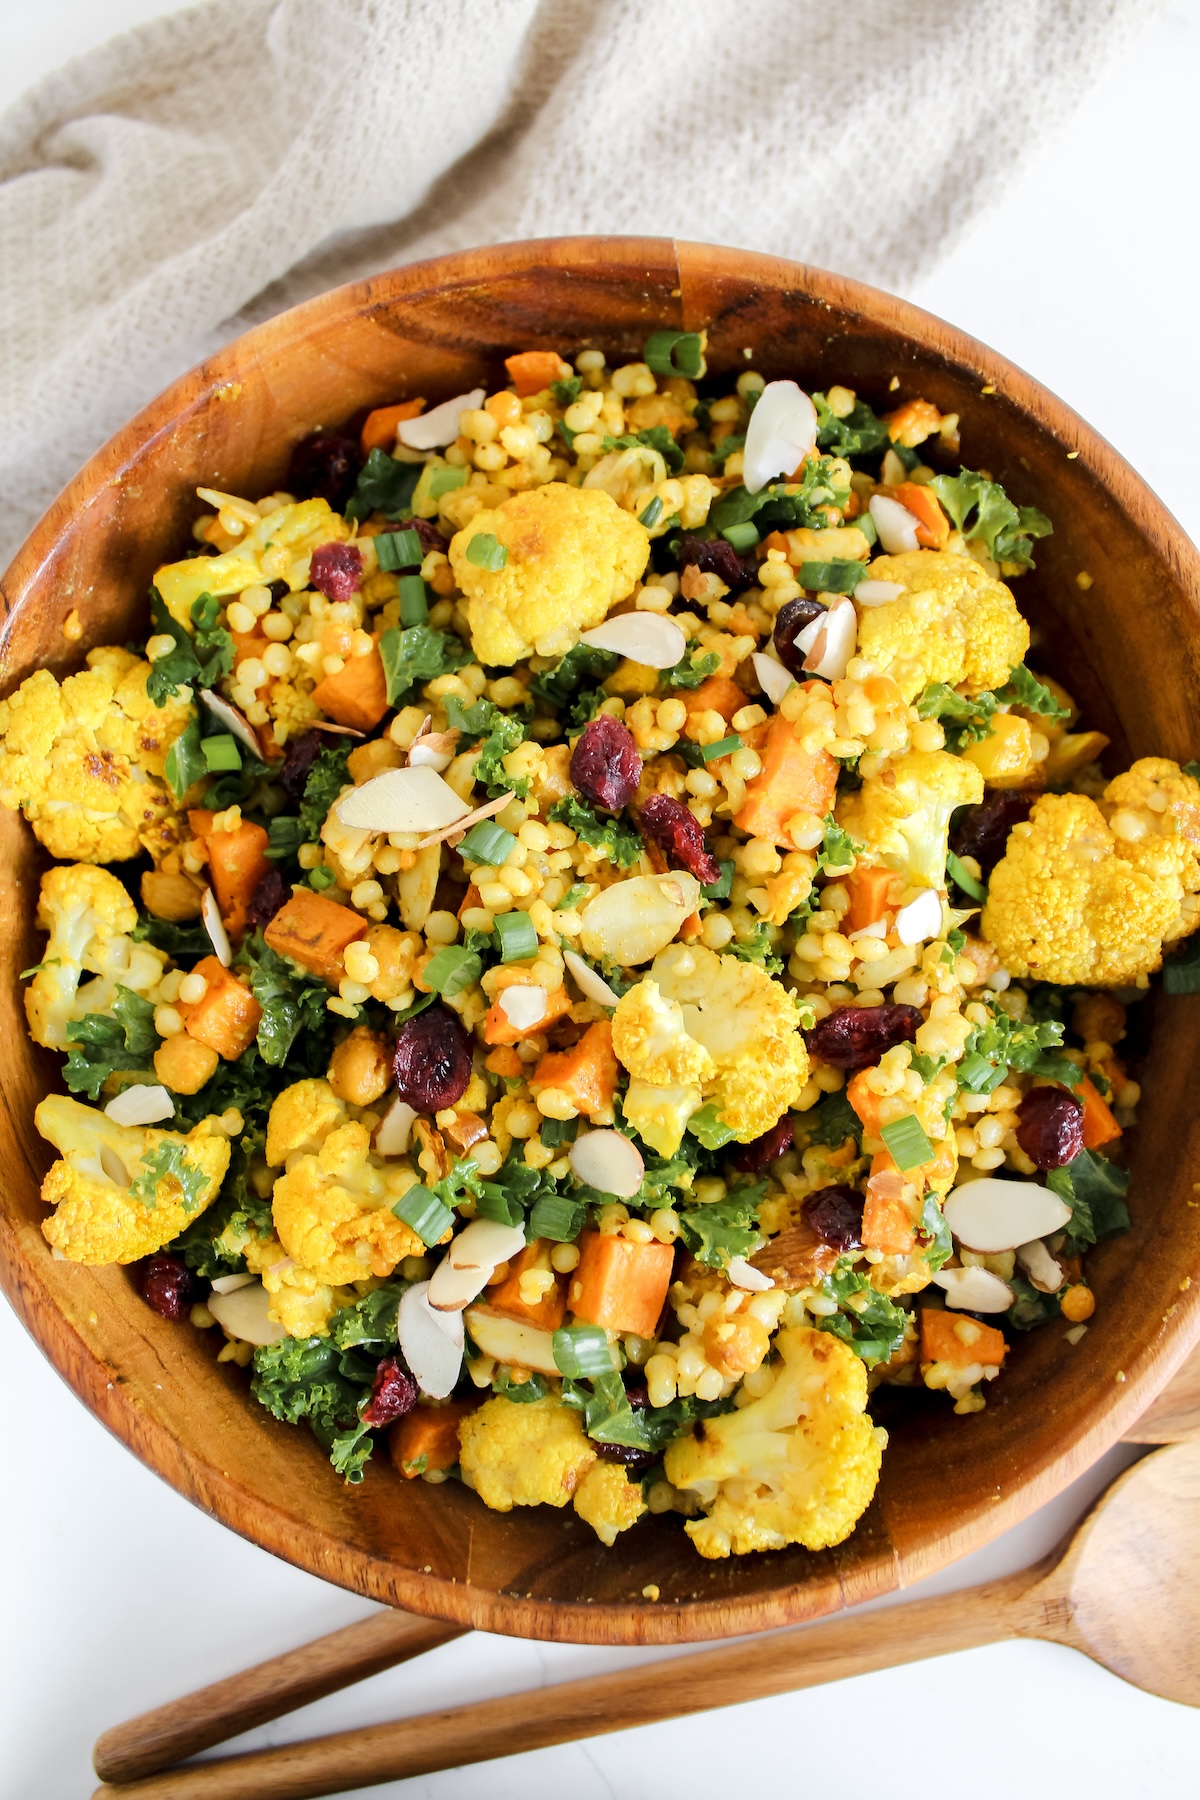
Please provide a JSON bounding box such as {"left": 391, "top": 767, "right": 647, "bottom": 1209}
{"left": 92, "top": 1567, "right": 1048, "bottom": 1800}
{"left": 93, "top": 1610, "right": 465, "bottom": 1786}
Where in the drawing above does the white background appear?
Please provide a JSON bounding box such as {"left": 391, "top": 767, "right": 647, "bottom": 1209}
{"left": 3, "top": 4, "right": 1200, "bottom": 1796}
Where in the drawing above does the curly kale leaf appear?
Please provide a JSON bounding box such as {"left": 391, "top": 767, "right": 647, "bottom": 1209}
{"left": 298, "top": 742, "right": 352, "bottom": 840}
{"left": 708, "top": 456, "right": 851, "bottom": 540}
{"left": 345, "top": 448, "right": 420, "bottom": 523}
{"left": 549, "top": 796, "right": 642, "bottom": 867}
{"left": 145, "top": 589, "right": 234, "bottom": 706}
{"left": 251, "top": 1336, "right": 378, "bottom": 1481}
{"left": 995, "top": 663, "right": 1071, "bottom": 723}
{"left": 601, "top": 425, "right": 685, "bottom": 475}
{"left": 812, "top": 391, "right": 890, "bottom": 459}
{"left": 1046, "top": 1151, "right": 1131, "bottom": 1254}
{"left": 166, "top": 1128, "right": 273, "bottom": 1275}
{"left": 726, "top": 922, "right": 783, "bottom": 976}
{"left": 1007, "top": 1274, "right": 1062, "bottom": 1332}
{"left": 677, "top": 1181, "right": 766, "bottom": 1267}
{"left": 329, "top": 1282, "right": 407, "bottom": 1351}
{"left": 63, "top": 988, "right": 161, "bottom": 1102}
{"left": 131, "top": 911, "right": 211, "bottom": 959}
{"left": 443, "top": 694, "right": 529, "bottom": 797}
{"left": 378, "top": 623, "right": 471, "bottom": 707}
{"left": 929, "top": 469, "right": 1052, "bottom": 571}
{"left": 916, "top": 683, "right": 998, "bottom": 752}
{"left": 956, "top": 1000, "right": 1081, "bottom": 1096}
{"left": 815, "top": 1265, "right": 907, "bottom": 1366}
{"left": 661, "top": 648, "right": 721, "bottom": 691}
{"left": 130, "top": 1142, "right": 208, "bottom": 1216}
{"left": 239, "top": 933, "right": 331, "bottom": 1067}
{"left": 528, "top": 642, "right": 620, "bottom": 711}
{"left": 562, "top": 1371, "right": 735, "bottom": 1452}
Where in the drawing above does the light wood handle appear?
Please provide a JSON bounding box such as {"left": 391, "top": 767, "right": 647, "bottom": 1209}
{"left": 93, "top": 1571, "right": 1039, "bottom": 1800}
{"left": 93, "top": 1611, "right": 465, "bottom": 1785}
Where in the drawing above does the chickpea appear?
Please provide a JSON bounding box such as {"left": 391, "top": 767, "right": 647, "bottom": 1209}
{"left": 702, "top": 1312, "right": 770, "bottom": 1377}
{"left": 153, "top": 1033, "right": 220, "bottom": 1095}
{"left": 363, "top": 923, "right": 417, "bottom": 1001}
{"left": 1061, "top": 1284, "right": 1096, "bottom": 1323}
{"left": 327, "top": 1025, "right": 392, "bottom": 1105}
{"left": 140, "top": 869, "right": 204, "bottom": 922}
{"left": 1072, "top": 992, "right": 1126, "bottom": 1046}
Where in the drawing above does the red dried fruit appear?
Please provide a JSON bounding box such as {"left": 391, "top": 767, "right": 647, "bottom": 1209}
{"left": 287, "top": 433, "right": 363, "bottom": 511}
{"left": 640, "top": 792, "right": 721, "bottom": 885}
{"left": 950, "top": 790, "right": 1037, "bottom": 876}
{"left": 1016, "top": 1085, "right": 1085, "bottom": 1170}
{"left": 773, "top": 596, "right": 826, "bottom": 676}
{"left": 570, "top": 714, "right": 642, "bottom": 813}
{"left": 246, "top": 867, "right": 288, "bottom": 931}
{"left": 279, "top": 729, "right": 324, "bottom": 800}
{"left": 361, "top": 1356, "right": 419, "bottom": 1428}
{"left": 309, "top": 541, "right": 364, "bottom": 602}
{"left": 729, "top": 1116, "right": 795, "bottom": 1173}
{"left": 136, "top": 1254, "right": 195, "bottom": 1322}
{"left": 394, "top": 1004, "right": 472, "bottom": 1112}
{"left": 804, "top": 1003, "right": 923, "bottom": 1070}
{"left": 676, "top": 533, "right": 756, "bottom": 590}
{"left": 397, "top": 517, "right": 447, "bottom": 556}
{"left": 802, "top": 1184, "right": 865, "bottom": 1252}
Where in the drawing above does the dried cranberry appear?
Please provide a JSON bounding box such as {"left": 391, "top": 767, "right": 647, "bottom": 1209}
{"left": 393, "top": 1004, "right": 472, "bottom": 1112}
{"left": 361, "top": 1356, "right": 419, "bottom": 1428}
{"left": 729, "top": 1116, "right": 795, "bottom": 1173}
{"left": 804, "top": 1003, "right": 923, "bottom": 1070}
{"left": 570, "top": 714, "right": 642, "bottom": 813}
{"left": 136, "top": 1254, "right": 195, "bottom": 1321}
{"left": 246, "top": 867, "right": 288, "bottom": 930}
{"left": 640, "top": 792, "right": 721, "bottom": 885}
{"left": 950, "top": 790, "right": 1037, "bottom": 877}
{"left": 802, "top": 1184, "right": 865, "bottom": 1252}
{"left": 397, "top": 517, "right": 446, "bottom": 556}
{"left": 287, "top": 433, "right": 362, "bottom": 511}
{"left": 597, "top": 1441, "right": 658, "bottom": 1472}
{"left": 278, "top": 729, "right": 324, "bottom": 800}
{"left": 1016, "top": 1086, "right": 1085, "bottom": 1170}
{"left": 773, "top": 597, "right": 827, "bottom": 676}
{"left": 621, "top": 1380, "right": 649, "bottom": 1408}
{"left": 676, "top": 533, "right": 755, "bottom": 590}
{"left": 309, "top": 541, "right": 363, "bottom": 602}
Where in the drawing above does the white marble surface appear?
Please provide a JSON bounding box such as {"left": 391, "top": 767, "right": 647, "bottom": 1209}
{"left": 3, "top": 5, "right": 1200, "bottom": 1796}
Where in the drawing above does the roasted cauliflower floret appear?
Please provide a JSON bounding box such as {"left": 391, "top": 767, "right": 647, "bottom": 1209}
{"left": 0, "top": 658, "right": 190, "bottom": 864}
{"left": 242, "top": 1231, "right": 353, "bottom": 1337}
{"left": 982, "top": 789, "right": 1198, "bottom": 986}
{"left": 1102, "top": 757, "right": 1200, "bottom": 907}
{"left": 35, "top": 1093, "right": 230, "bottom": 1264}
{"left": 24, "top": 863, "right": 168, "bottom": 1050}
{"left": 572, "top": 1459, "right": 648, "bottom": 1545}
{"left": 265, "top": 1078, "right": 349, "bottom": 1166}
{"left": 648, "top": 943, "right": 810, "bottom": 1143}
{"left": 622, "top": 1079, "right": 706, "bottom": 1159}
{"left": 612, "top": 979, "right": 716, "bottom": 1087}
{"left": 449, "top": 483, "right": 649, "bottom": 665}
{"left": 458, "top": 1396, "right": 597, "bottom": 1512}
{"left": 838, "top": 749, "right": 984, "bottom": 891}
{"left": 153, "top": 496, "right": 349, "bottom": 627}
{"left": 856, "top": 549, "right": 1030, "bottom": 701}
{"left": 663, "top": 1327, "right": 886, "bottom": 1558}
{"left": 270, "top": 1119, "right": 427, "bottom": 1289}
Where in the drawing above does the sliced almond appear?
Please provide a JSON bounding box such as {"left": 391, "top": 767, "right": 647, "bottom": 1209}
{"left": 201, "top": 886, "right": 233, "bottom": 967}
{"left": 199, "top": 689, "right": 262, "bottom": 759}
{"left": 449, "top": 1218, "right": 527, "bottom": 1271}
{"left": 417, "top": 789, "right": 515, "bottom": 850}
{"left": 869, "top": 493, "right": 921, "bottom": 554}
{"left": 569, "top": 1128, "right": 645, "bottom": 1198}
{"left": 499, "top": 986, "right": 547, "bottom": 1032}
{"left": 742, "top": 379, "right": 818, "bottom": 495}
{"left": 104, "top": 1084, "right": 175, "bottom": 1127}
{"left": 802, "top": 594, "right": 856, "bottom": 681}
{"left": 407, "top": 724, "right": 460, "bottom": 772}
{"left": 464, "top": 1304, "right": 560, "bottom": 1376}
{"left": 578, "top": 612, "right": 686, "bottom": 669}
{"left": 210, "top": 1272, "right": 256, "bottom": 1295}
{"left": 1018, "top": 1237, "right": 1065, "bottom": 1294}
{"left": 398, "top": 1280, "right": 464, "bottom": 1394}
{"left": 207, "top": 1281, "right": 288, "bottom": 1346}
{"left": 307, "top": 719, "right": 367, "bottom": 738}
{"left": 427, "top": 1256, "right": 492, "bottom": 1312}
{"left": 854, "top": 578, "right": 906, "bottom": 608}
{"left": 563, "top": 949, "right": 622, "bottom": 1008}
{"left": 751, "top": 651, "right": 794, "bottom": 705}
{"left": 894, "top": 889, "right": 943, "bottom": 946}
{"left": 944, "top": 1178, "right": 1073, "bottom": 1254}
{"left": 396, "top": 388, "right": 487, "bottom": 450}
{"left": 335, "top": 765, "right": 470, "bottom": 835}
{"left": 849, "top": 918, "right": 889, "bottom": 941}
{"left": 726, "top": 1255, "right": 774, "bottom": 1292}
{"left": 374, "top": 1096, "right": 416, "bottom": 1157}
{"left": 931, "top": 1265, "right": 1015, "bottom": 1313}
{"left": 99, "top": 1145, "right": 131, "bottom": 1188}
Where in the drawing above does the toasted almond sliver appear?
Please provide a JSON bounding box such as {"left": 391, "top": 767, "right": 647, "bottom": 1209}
{"left": 931, "top": 1265, "right": 1014, "bottom": 1313}
{"left": 894, "top": 889, "right": 942, "bottom": 947}
{"left": 417, "top": 789, "right": 515, "bottom": 849}
{"left": 751, "top": 651, "right": 793, "bottom": 705}
{"left": 869, "top": 493, "right": 921, "bottom": 554}
{"left": 944, "top": 1178, "right": 1072, "bottom": 1253}
{"left": 199, "top": 689, "right": 262, "bottom": 760}
{"left": 308, "top": 719, "right": 367, "bottom": 738}
{"left": 726, "top": 1255, "right": 774, "bottom": 1292}
{"left": 563, "top": 948, "right": 622, "bottom": 1008}
{"left": 569, "top": 1129, "right": 645, "bottom": 1198}
{"left": 578, "top": 612, "right": 686, "bottom": 669}
{"left": 375, "top": 1096, "right": 416, "bottom": 1156}
{"left": 104, "top": 1084, "right": 175, "bottom": 1127}
{"left": 499, "top": 985, "right": 547, "bottom": 1031}
{"left": 396, "top": 388, "right": 487, "bottom": 451}
{"left": 201, "top": 886, "right": 233, "bottom": 967}
{"left": 336, "top": 765, "right": 471, "bottom": 835}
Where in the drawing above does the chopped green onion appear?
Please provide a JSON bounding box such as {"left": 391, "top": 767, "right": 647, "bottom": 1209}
{"left": 266, "top": 815, "right": 304, "bottom": 861}
{"left": 465, "top": 532, "right": 508, "bottom": 571}
{"left": 856, "top": 511, "right": 878, "bottom": 547}
{"left": 374, "top": 528, "right": 424, "bottom": 572}
{"left": 643, "top": 329, "right": 705, "bottom": 379}
{"left": 879, "top": 1114, "right": 934, "bottom": 1172}
{"left": 308, "top": 865, "right": 336, "bottom": 891}
{"left": 555, "top": 881, "right": 591, "bottom": 911}
{"left": 701, "top": 858, "right": 734, "bottom": 900}
{"left": 529, "top": 1194, "right": 586, "bottom": 1242}
{"left": 397, "top": 574, "right": 429, "bottom": 627}
{"left": 494, "top": 910, "right": 538, "bottom": 962}
{"left": 946, "top": 851, "right": 987, "bottom": 902}
{"left": 392, "top": 1184, "right": 454, "bottom": 1246}
{"left": 423, "top": 944, "right": 482, "bottom": 998}
{"left": 798, "top": 559, "right": 866, "bottom": 595}
{"left": 201, "top": 733, "right": 241, "bottom": 773}
{"left": 475, "top": 1186, "right": 525, "bottom": 1227}
{"left": 721, "top": 521, "right": 759, "bottom": 553}
{"left": 638, "top": 496, "right": 664, "bottom": 529}
{"left": 539, "top": 1117, "right": 579, "bottom": 1147}
{"left": 701, "top": 734, "right": 742, "bottom": 763}
{"left": 459, "top": 820, "right": 517, "bottom": 865}
{"left": 552, "top": 1324, "right": 617, "bottom": 1378}
{"left": 427, "top": 466, "right": 468, "bottom": 500}
{"left": 955, "top": 1051, "right": 1008, "bottom": 1094}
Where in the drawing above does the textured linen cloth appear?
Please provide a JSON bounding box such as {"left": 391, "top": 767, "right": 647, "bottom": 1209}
{"left": 0, "top": 0, "right": 1155, "bottom": 567}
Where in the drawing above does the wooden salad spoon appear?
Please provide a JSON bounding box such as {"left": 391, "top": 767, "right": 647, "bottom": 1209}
{"left": 93, "top": 1437, "right": 1200, "bottom": 1800}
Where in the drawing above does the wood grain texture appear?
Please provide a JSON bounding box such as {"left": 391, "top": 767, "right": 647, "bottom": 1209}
{"left": 3, "top": 237, "right": 1200, "bottom": 1647}
{"left": 1124, "top": 1342, "right": 1200, "bottom": 1442}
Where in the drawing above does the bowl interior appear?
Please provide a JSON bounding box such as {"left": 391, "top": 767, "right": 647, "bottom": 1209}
{"left": 3, "top": 237, "right": 1200, "bottom": 1644}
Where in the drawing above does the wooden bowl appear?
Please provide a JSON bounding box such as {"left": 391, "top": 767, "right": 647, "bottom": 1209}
{"left": 3, "top": 237, "right": 1199, "bottom": 1646}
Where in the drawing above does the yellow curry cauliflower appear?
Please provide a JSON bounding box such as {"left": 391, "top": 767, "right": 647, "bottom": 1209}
{"left": 838, "top": 749, "right": 984, "bottom": 891}
{"left": 0, "top": 653, "right": 191, "bottom": 864}
{"left": 856, "top": 549, "right": 1029, "bottom": 701}
{"left": 984, "top": 785, "right": 1200, "bottom": 986}
{"left": 449, "top": 482, "right": 649, "bottom": 665}
{"left": 572, "top": 1459, "right": 649, "bottom": 1546}
{"left": 153, "top": 497, "right": 349, "bottom": 627}
{"left": 35, "top": 1094, "right": 230, "bottom": 1264}
{"left": 458, "top": 1395, "right": 597, "bottom": 1510}
{"left": 24, "top": 863, "right": 168, "bottom": 1051}
{"left": 1102, "top": 757, "right": 1200, "bottom": 901}
{"left": 663, "top": 1327, "right": 886, "bottom": 1558}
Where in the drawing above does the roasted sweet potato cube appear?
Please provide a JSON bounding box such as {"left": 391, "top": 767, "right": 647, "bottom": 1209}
{"left": 264, "top": 890, "right": 369, "bottom": 982}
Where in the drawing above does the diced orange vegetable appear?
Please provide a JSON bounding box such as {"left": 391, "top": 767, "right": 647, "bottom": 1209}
{"left": 263, "top": 890, "right": 369, "bottom": 982}
{"left": 683, "top": 675, "right": 746, "bottom": 721}
{"left": 920, "top": 1308, "right": 1007, "bottom": 1371}
{"left": 311, "top": 640, "right": 389, "bottom": 732}
{"left": 389, "top": 1401, "right": 478, "bottom": 1480}
{"left": 187, "top": 808, "right": 215, "bottom": 843}
{"left": 201, "top": 820, "right": 271, "bottom": 940}
{"left": 862, "top": 1155, "right": 918, "bottom": 1254}
{"left": 457, "top": 884, "right": 483, "bottom": 921}
{"left": 846, "top": 1068, "right": 882, "bottom": 1135}
{"left": 230, "top": 630, "right": 271, "bottom": 668}
{"left": 679, "top": 909, "right": 703, "bottom": 942}
{"left": 487, "top": 1240, "right": 567, "bottom": 1331}
{"left": 484, "top": 1045, "right": 522, "bottom": 1079}
{"left": 734, "top": 712, "right": 838, "bottom": 848}
{"left": 483, "top": 978, "right": 573, "bottom": 1046}
{"left": 844, "top": 864, "right": 898, "bottom": 935}
{"left": 1078, "top": 1076, "right": 1122, "bottom": 1149}
{"left": 530, "top": 1021, "right": 618, "bottom": 1119}
{"left": 359, "top": 397, "right": 424, "bottom": 456}
{"left": 504, "top": 350, "right": 565, "bottom": 398}
{"left": 893, "top": 481, "right": 950, "bottom": 549}
{"left": 883, "top": 398, "right": 943, "bottom": 449}
{"left": 569, "top": 1231, "right": 675, "bottom": 1338}
{"left": 178, "top": 956, "right": 263, "bottom": 1061}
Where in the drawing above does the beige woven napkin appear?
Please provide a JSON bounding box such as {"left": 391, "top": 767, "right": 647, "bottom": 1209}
{"left": 0, "top": 0, "right": 1155, "bottom": 568}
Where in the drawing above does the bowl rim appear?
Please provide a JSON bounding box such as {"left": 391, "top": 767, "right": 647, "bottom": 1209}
{"left": 3, "top": 234, "right": 1200, "bottom": 1645}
